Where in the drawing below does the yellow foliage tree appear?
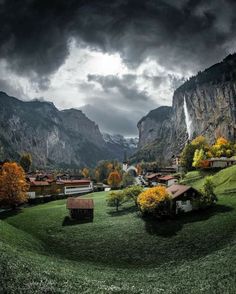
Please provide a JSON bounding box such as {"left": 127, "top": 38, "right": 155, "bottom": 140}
{"left": 82, "top": 167, "right": 90, "bottom": 178}
{"left": 215, "top": 137, "right": 229, "bottom": 146}
{"left": 0, "top": 162, "right": 29, "bottom": 208}
{"left": 107, "top": 170, "right": 122, "bottom": 188}
{"left": 191, "top": 136, "right": 208, "bottom": 147}
{"left": 211, "top": 137, "right": 232, "bottom": 158}
{"left": 192, "top": 148, "right": 205, "bottom": 168}
{"left": 137, "top": 186, "right": 171, "bottom": 217}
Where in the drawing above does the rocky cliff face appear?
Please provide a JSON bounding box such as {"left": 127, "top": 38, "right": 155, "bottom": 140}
{"left": 134, "top": 53, "right": 236, "bottom": 163}
{"left": 102, "top": 133, "right": 138, "bottom": 160}
{"left": 0, "top": 92, "right": 124, "bottom": 167}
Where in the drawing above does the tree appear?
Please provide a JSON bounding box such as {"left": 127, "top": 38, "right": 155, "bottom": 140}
{"left": 107, "top": 170, "right": 122, "bottom": 189}
{"left": 124, "top": 185, "right": 144, "bottom": 205}
{"left": 19, "top": 153, "right": 32, "bottom": 173}
{"left": 192, "top": 148, "right": 205, "bottom": 168}
{"left": 122, "top": 172, "right": 135, "bottom": 188}
{"left": 82, "top": 167, "right": 90, "bottom": 178}
{"left": 180, "top": 142, "right": 196, "bottom": 171}
{"left": 210, "top": 137, "right": 233, "bottom": 158}
{"left": 0, "top": 162, "right": 29, "bottom": 208}
{"left": 191, "top": 136, "right": 208, "bottom": 148}
{"left": 200, "top": 176, "right": 217, "bottom": 207}
{"left": 106, "top": 191, "right": 125, "bottom": 211}
{"left": 137, "top": 186, "right": 171, "bottom": 217}
{"left": 136, "top": 164, "right": 142, "bottom": 176}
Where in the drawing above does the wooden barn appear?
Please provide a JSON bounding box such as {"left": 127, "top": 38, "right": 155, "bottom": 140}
{"left": 167, "top": 184, "right": 202, "bottom": 214}
{"left": 66, "top": 197, "right": 94, "bottom": 220}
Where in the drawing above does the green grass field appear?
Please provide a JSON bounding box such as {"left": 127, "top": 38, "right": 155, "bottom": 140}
{"left": 1, "top": 167, "right": 236, "bottom": 293}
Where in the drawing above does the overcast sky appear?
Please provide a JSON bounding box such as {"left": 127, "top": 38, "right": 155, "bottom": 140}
{"left": 0, "top": 0, "right": 236, "bottom": 136}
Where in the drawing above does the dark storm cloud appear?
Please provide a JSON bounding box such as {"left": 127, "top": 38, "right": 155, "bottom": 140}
{"left": 87, "top": 74, "right": 150, "bottom": 102}
{"left": 81, "top": 102, "right": 140, "bottom": 136}
{"left": 0, "top": 79, "right": 26, "bottom": 99}
{"left": 0, "top": 0, "right": 236, "bottom": 86}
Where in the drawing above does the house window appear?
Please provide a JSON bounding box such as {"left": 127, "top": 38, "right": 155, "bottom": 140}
{"left": 181, "top": 200, "right": 187, "bottom": 205}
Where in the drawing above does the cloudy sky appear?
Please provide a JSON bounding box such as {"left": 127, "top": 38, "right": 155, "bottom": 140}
{"left": 0, "top": 0, "right": 236, "bottom": 136}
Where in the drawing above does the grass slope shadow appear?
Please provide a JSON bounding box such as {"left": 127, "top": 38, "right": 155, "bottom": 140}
{"left": 143, "top": 204, "right": 233, "bottom": 237}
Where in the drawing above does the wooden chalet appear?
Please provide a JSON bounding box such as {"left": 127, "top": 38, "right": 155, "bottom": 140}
{"left": 158, "top": 175, "right": 178, "bottom": 187}
{"left": 167, "top": 184, "right": 202, "bottom": 214}
{"left": 203, "top": 157, "right": 236, "bottom": 169}
{"left": 59, "top": 179, "right": 93, "bottom": 195}
{"left": 67, "top": 197, "right": 94, "bottom": 220}
{"left": 146, "top": 173, "right": 161, "bottom": 186}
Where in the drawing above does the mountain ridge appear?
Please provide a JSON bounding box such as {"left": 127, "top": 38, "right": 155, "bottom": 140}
{"left": 133, "top": 53, "right": 236, "bottom": 163}
{"left": 0, "top": 92, "right": 134, "bottom": 167}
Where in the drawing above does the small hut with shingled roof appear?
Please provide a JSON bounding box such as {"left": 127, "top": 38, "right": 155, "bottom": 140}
{"left": 66, "top": 197, "right": 94, "bottom": 220}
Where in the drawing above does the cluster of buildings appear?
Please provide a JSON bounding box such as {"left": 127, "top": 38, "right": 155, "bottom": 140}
{"left": 26, "top": 173, "right": 93, "bottom": 200}
{"left": 145, "top": 174, "right": 178, "bottom": 187}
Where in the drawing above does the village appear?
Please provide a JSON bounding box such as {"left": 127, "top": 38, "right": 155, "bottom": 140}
{"left": 1, "top": 136, "right": 236, "bottom": 293}
{"left": 1, "top": 135, "right": 235, "bottom": 220}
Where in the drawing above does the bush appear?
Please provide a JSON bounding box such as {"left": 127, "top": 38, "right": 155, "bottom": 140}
{"left": 106, "top": 191, "right": 125, "bottom": 211}
{"left": 124, "top": 185, "right": 144, "bottom": 205}
{"left": 200, "top": 176, "right": 217, "bottom": 208}
{"left": 122, "top": 172, "right": 135, "bottom": 188}
{"left": 137, "top": 186, "right": 171, "bottom": 218}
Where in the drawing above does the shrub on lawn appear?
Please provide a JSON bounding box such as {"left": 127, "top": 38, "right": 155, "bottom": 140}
{"left": 200, "top": 176, "right": 217, "bottom": 208}
{"left": 122, "top": 172, "right": 135, "bottom": 188}
{"left": 137, "top": 186, "right": 171, "bottom": 218}
{"left": 106, "top": 190, "right": 125, "bottom": 211}
{"left": 124, "top": 185, "right": 144, "bottom": 205}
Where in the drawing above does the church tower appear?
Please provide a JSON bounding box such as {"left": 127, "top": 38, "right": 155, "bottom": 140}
{"left": 122, "top": 151, "right": 128, "bottom": 172}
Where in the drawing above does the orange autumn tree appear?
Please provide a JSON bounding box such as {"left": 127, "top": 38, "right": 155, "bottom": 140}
{"left": 0, "top": 162, "right": 29, "bottom": 208}
{"left": 137, "top": 186, "right": 171, "bottom": 217}
{"left": 107, "top": 170, "right": 122, "bottom": 189}
{"left": 211, "top": 137, "right": 233, "bottom": 158}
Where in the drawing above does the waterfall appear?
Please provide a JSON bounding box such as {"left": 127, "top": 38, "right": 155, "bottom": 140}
{"left": 183, "top": 95, "right": 193, "bottom": 139}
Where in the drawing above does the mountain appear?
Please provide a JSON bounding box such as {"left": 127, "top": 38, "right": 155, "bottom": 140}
{"left": 102, "top": 133, "right": 138, "bottom": 160}
{"left": 132, "top": 53, "right": 236, "bottom": 163}
{"left": 0, "top": 92, "right": 128, "bottom": 168}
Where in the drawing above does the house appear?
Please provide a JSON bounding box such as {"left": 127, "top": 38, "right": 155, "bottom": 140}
{"left": 158, "top": 175, "right": 178, "bottom": 187}
{"left": 66, "top": 197, "right": 94, "bottom": 220}
{"left": 204, "top": 157, "right": 236, "bottom": 169}
{"left": 167, "top": 184, "right": 202, "bottom": 214}
{"left": 146, "top": 173, "right": 161, "bottom": 186}
{"left": 59, "top": 179, "right": 93, "bottom": 195}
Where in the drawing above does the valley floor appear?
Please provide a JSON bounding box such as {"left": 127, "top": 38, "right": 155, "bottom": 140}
{"left": 1, "top": 168, "right": 236, "bottom": 293}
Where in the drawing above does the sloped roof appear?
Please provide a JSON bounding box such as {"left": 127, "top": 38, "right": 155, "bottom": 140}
{"left": 146, "top": 173, "right": 160, "bottom": 179}
{"left": 30, "top": 181, "right": 50, "bottom": 186}
{"left": 167, "top": 184, "right": 191, "bottom": 199}
{"left": 159, "top": 175, "right": 176, "bottom": 181}
{"left": 67, "top": 197, "right": 94, "bottom": 209}
{"left": 60, "top": 180, "right": 91, "bottom": 185}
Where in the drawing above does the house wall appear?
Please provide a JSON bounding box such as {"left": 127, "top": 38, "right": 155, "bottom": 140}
{"left": 176, "top": 200, "right": 193, "bottom": 213}
{"left": 64, "top": 183, "right": 93, "bottom": 195}
{"left": 167, "top": 179, "right": 178, "bottom": 187}
{"left": 27, "top": 191, "right": 36, "bottom": 199}
{"left": 211, "top": 161, "right": 228, "bottom": 168}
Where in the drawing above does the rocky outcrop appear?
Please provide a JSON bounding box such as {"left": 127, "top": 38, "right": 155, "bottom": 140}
{"left": 0, "top": 92, "right": 121, "bottom": 167}
{"left": 134, "top": 53, "right": 236, "bottom": 162}
{"left": 103, "top": 133, "right": 138, "bottom": 160}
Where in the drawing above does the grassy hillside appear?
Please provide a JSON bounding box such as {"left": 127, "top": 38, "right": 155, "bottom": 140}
{"left": 1, "top": 188, "right": 236, "bottom": 293}
{"left": 181, "top": 165, "right": 236, "bottom": 195}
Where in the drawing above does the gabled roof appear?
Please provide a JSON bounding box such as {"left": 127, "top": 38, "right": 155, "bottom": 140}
{"left": 146, "top": 173, "right": 160, "bottom": 179}
{"left": 67, "top": 197, "right": 94, "bottom": 209}
{"left": 159, "top": 175, "right": 176, "bottom": 181}
{"left": 167, "top": 184, "right": 192, "bottom": 199}
{"left": 30, "top": 181, "right": 50, "bottom": 186}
